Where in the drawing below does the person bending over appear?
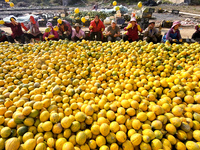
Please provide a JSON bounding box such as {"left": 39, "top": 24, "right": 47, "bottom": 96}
{"left": 21, "top": 16, "right": 43, "bottom": 42}
{"left": 0, "top": 17, "right": 25, "bottom": 43}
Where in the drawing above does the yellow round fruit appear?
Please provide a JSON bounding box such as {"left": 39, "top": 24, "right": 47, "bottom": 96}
{"left": 62, "top": 142, "right": 74, "bottom": 150}
{"left": 74, "top": 8, "right": 79, "bottom": 14}
{"left": 23, "top": 139, "right": 36, "bottom": 150}
{"left": 100, "top": 123, "right": 110, "bottom": 136}
{"left": 186, "top": 141, "right": 200, "bottom": 150}
{"left": 76, "top": 131, "right": 87, "bottom": 145}
{"left": 5, "top": 137, "right": 20, "bottom": 150}
{"left": 137, "top": 1, "right": 142, "bottom": 8}
{"left": 116, "top": 131, "right": 127, "bottom": 143}
{"left": 130, "top": 133, "right": 142, "bottom": 146}
{"left": 10, "top": 2, "right": 14, "bottom": 7}
{"left": 96, "top": 135, "right": 106, "bottom": 147}
{"left": 56, "top": 138, "right": 67, "bottom": 150}
{"left": 113, "top": 1, "right": 117, "bottom": 6}
{"left": 151, "top": 139, "right": 163, "bottom": 150}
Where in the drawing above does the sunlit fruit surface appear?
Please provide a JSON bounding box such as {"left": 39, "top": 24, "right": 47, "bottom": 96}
{"left": 0, "top": 40, "right": 200, "bottom": 150}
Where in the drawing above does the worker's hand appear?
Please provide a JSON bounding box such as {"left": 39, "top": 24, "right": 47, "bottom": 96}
{"left": 80, "top": 36, "right": 83, "bottom": 39}
{"left": 114, "top": 34, "right": 118, "bottom": 37}
{"left": 126, "top": 23, "right": 132, "bottom": 29}
{"left": 137, "top": 24, "right": 142, "bottom": 32}
{"left": 45, "top": 37, "right": 48, "bottom": 41}
{"left": 101, "top": 28, "right": 104, "bottom": 32}
{"left": 0, "top": 20, "right": 5, "bottom": 25}
{"left": 159, "top": 26, "right": 162, "bottom": 31}
{"left": 48, "top": 34, "right": 54, "bottom": 39}
{"left": 89, "top": 26, "right": 93, "bottom": 29}
{"left": 179, "top": 39, "right": 182, "bottom": 42}
{"left": 172, "top": 39, "right": 177, "bottom": 42}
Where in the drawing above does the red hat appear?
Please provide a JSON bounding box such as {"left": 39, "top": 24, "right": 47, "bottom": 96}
{"left": 30, "top": 16, "right": 36, "bottom": 24}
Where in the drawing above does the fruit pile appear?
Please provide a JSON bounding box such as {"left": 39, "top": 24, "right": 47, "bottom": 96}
{"left": 1, "top": 40, "right": 200, "bottom": 150}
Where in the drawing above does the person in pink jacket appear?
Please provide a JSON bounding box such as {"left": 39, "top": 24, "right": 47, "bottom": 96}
{"left": 21, "top": 16, "right": 43, "bottom": 42}
{"left": 71, "top": 23, "right": 85, "bottom": 41}
{"left": 43, "top": 22, "right": 59, "bottom": 41}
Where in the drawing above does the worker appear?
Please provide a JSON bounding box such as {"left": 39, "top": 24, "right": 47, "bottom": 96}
{"left": 162, "top": 21, "right": 182, "bottom": 43}
{"left": 0, "top": 17, "right": 25, "bottom": 43}
{"left": 21, "top": 16, "right": 43, "bottom": 42}
{"left": 0, "top": 29, "right": 8, "bottom": 42}
{"left": 123, "top": 18, "right": 143, "bottom": 42}
{"left": 105, "top": 20, "right": 121, "bottom": 42}
{"left": 143, "top": 21, "right": 161, "bottom": 43}
{"left": 89, "top": 15, "right": 105, "bottom": 41}
{"left": 71, "top": 23, "right": 85, "bottom": 42}
{"left": 57, "top": 18, "right": 72, "bottom": 40}
{"left": 192, "top": 24, "right": 200, "bottom": 41}
{"left": 43, "top": 22, "right": 59, "bottom": 41}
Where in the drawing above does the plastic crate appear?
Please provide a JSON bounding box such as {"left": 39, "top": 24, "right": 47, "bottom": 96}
{"left": 142, "top": 12, "right": 152, "bottom": 18}
{"left": 162, "top": 20, "right": 173, "bottom": 28}
{"left": 116, "top": 17, "right": 125, "bottom": 25}
{"left": 149, "top": 8, "right": 155, "bottom": 13}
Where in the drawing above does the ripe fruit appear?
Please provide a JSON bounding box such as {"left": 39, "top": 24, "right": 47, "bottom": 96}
{"left": 0, "top": 40, "right": 200, "bottom": 150}
{"left": 116, "top": 131, "right": 127, "bottom": 143}
{"left": 76, "top": 131, "right": 87, "bottom": 145}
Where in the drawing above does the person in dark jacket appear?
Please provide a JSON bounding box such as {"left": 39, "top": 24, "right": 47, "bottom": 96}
{"left": 192, "top": 24, "right": 200, "bottom": 41}
{"left": 0, "top": 17, "right": 25, "bottom": 43}
{"left": 0, "top": 29, "right": 8, "bottom": 42}
{"left": 57, "top": 18, "right": 72, "bottom": 40}
{"left": 162, "top": 21, "right": 182, "bottom": 44}
{"left": 143, "top": 21, "right": 161, "bottom": 43}
{"left": 105, "top": 20, "right": 121, "bottom": 42}
{"left": 89, "top": 15, "right": 105, "bottom": 41}
{"left": 123, "top": 18, "right": 143, "bottom": 42}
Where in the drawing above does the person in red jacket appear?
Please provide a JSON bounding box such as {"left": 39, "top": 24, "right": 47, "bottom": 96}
{"left": 123, "top": 18, "right": 143, "bottom": 42}
{"left": 43, "top": 22, "right": 59, "bottom": 41}
{"left": 89, "top": 15, "right": 105, "bottom": 41}
{"left": 0, "top": 17, "right": 25, "bottom": 43}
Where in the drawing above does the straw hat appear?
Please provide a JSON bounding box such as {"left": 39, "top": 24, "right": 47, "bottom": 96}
{"left": 73, "top": 23, "right": 82, "bottom": 28}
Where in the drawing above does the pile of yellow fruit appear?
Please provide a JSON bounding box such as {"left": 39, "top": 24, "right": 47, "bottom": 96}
{"left": 1, "top": 40, "right": 200, "bottom": 150}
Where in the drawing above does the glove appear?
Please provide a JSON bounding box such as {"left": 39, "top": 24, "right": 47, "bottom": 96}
{"left": 179, "top": 39, "right": 182, "bottom": 42}
{"left": 21, "top": 23, "right": 28, "bottom": 31}
{"left": 48, "top": 34, "right": 54, "bottom": 39}
{"left": 124, "top": 31, "right": 128, "bottom": 35}
{"left": 0, "top": 20, "right": 5, "bottom": 25}
{"left": 126, "top": 23, "right": 132, "bottom": 29}
{"left": 172, "top": 39, "right": 177, "bottom": 42}
{"left": 137, "top": 24, "right": 142, "bottom": 32}
{"left": 89, "top": 26, "right": 93, "bottom": 29}
{"left": 101, "top": 28, "right": 104, "bottom": 32}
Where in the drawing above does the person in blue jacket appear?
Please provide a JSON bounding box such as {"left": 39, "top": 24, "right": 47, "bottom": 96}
{"left": 162, "top": 21, "right": 182, "bottom": 43}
